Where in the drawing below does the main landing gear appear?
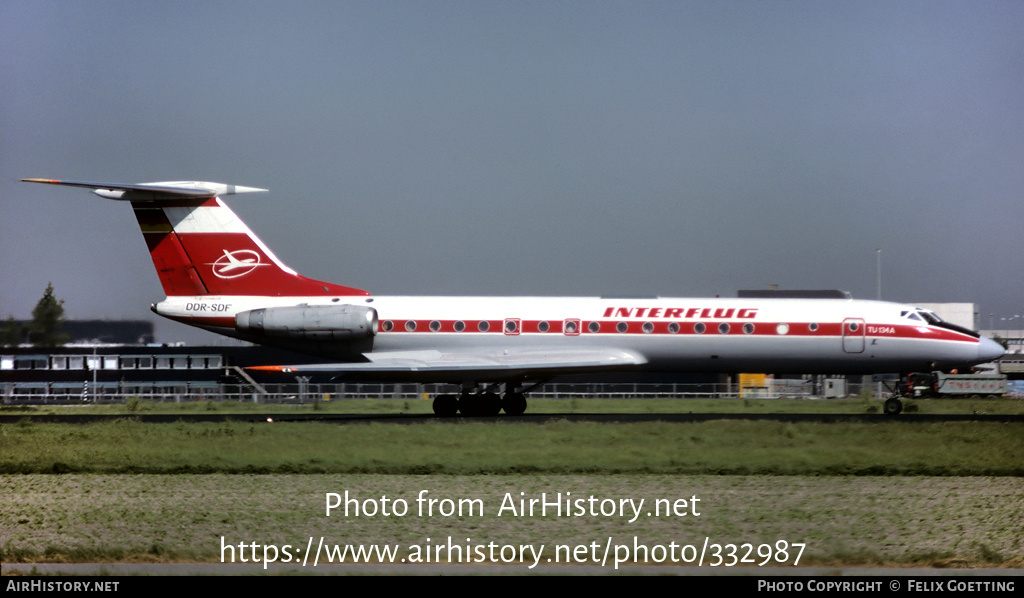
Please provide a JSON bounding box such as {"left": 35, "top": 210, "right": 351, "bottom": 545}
{"left": 432, "top": 385, "right": 530, "bottom": 417}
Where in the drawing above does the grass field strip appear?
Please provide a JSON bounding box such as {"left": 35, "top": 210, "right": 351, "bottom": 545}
{"left": 2, "top": 474, "right": 1022, "bottom": 568}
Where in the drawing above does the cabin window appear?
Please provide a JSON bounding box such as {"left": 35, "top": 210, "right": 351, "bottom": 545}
{"left": 743, "top": 323, "right": 755, "bottom": 334}
{"left": 809, "top": 323, "right": 819, "bottom": 332}
{"left": 429, "top": 320, "right": 441, "bottom": 332}
{"left": 718, "top": 323, "right": 730, "bottom": 334}
{"left": 454, "top": 321, "right": 466, "bottom": 332}
{"left": 616, "top": 322, "right": 628, "bottom": 333}
{"left": 776, "top": 323, "right": 789, "bottom": 335}
{"left": 668, "top": 322, "right": 680, "bottom": 334}
{"left": 588, "top": 321, "right": 601, "bottom": 333}
{"left": 564, "top": 320, "right": 578, "bottom": 334}
{"left": 478, "top": 321, "right": 490, "bottom": 332}
{"left": 642, "top": 322, "right": 654, "bottom": 334}
{"left": 381, "top": 320, "right": 394, "bottom": 332}
{"left": 694, "top": 323, "right": 706, "bottom": 334}
{"left": 538, "top": 321, "right": 549, "bottom": 333}
{"left": 405, "top": 321, "right": 417, "bottom": 332}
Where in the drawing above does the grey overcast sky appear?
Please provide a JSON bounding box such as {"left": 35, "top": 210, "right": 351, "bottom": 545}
{"left": 2, "top": 1, "right": 1022, "bottom": 343}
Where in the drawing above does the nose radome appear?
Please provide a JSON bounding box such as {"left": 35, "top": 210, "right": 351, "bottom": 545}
{"left": 978, "top": 337, "right": 1005, "bottom": 363}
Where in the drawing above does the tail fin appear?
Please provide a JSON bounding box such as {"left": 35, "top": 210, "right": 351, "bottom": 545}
{"left": 23, "top": 179, "right": 369, "bottom": 297}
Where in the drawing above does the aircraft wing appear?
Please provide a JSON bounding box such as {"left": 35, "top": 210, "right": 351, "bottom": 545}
{"left": 248, "top": 347, "right": 647, "bottom": 381}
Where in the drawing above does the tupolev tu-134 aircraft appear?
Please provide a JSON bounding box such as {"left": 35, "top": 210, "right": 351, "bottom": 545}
{"left": 24, "top": 178, "right": 1004, "bottom": 416}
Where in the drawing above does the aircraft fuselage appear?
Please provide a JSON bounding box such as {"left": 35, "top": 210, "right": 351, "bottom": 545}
{"left": 153, "top": 294, "right": 1001, "bottom": 376}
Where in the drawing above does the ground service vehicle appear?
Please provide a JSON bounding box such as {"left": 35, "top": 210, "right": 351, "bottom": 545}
{"left": 902, "top": 371, "right": 1007, "bottom": 398}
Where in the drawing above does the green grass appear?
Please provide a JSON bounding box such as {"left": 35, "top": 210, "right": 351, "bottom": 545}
{"left": 3, "top": 398, "right": 1022, "bottom": 569}
{"left": 3, "top": 474, "right": 1023, "bottom": 567}
{"left": 1, "top": 418, "right": 1021, "bottom": 475}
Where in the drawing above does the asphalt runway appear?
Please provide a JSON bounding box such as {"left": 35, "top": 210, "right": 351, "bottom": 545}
{"left": 2, "top": 412, "right": 1022, "bottom": 425}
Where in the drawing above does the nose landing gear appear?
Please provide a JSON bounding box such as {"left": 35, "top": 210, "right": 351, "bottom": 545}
{"left": 881, "top": 373, "right": 925, "bottom": 415}
{"left": 883, "top": 397, "right": 903, "bottom": 415}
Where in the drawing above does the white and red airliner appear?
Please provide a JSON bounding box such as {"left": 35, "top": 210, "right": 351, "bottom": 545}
{"left": 24, "top": 179, "right": 1004, "bottom": 415}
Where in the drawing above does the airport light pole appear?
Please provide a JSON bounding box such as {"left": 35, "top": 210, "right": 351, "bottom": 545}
{"left": 876, "top": 249, "right": 882, "bottom": 300}
{"left": 875, "top": 248, "right": 883, "bottom": 405}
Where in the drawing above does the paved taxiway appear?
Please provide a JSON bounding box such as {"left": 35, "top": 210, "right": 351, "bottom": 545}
{"left": 2, "top": 412, "right": 1022, "bottom": 425}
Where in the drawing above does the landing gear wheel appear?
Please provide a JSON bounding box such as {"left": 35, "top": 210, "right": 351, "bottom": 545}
{"left": 457, "top": 393, "right": 477, "bottom": 416}
{"left": 883, "top": 397, "right": 903, "bottom": 415}
{"left": 503, "top": 392, "right": 527, "bottom": 416}
{"left": 480, "top": 392, "right": 502, "bottom": 416}
{"left": 457, "top": 392, "right": 502, "bottom": 417}
{"left": 433, "top": 394, "right": 459, "bottom": 417}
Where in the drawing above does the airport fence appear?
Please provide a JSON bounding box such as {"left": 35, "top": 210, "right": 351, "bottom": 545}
{"left": 2, "top": 379, "right": 875, "bottom": 405}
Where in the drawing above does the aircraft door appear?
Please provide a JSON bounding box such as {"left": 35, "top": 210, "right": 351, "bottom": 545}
{"left": 842, "top": 318, "right": 865, "bottom": 353}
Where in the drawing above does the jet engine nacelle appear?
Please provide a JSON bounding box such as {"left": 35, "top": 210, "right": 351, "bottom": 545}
{"left": 235, "top": 304, "right": 378, "bottom": 341}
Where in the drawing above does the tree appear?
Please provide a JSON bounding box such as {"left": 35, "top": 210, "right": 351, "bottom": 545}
{"left": 28, "top": 283, "right": 70, "bottom": 347}
{"left": 1, "top": 317, "right": 21, "bottom": 347}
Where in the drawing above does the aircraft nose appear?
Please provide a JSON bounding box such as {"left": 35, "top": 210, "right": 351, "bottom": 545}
{"left": 977, "top": 337, "right": 1005, "bottom": 363}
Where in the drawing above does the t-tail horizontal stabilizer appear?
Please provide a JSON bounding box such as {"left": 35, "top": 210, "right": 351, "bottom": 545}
{"left": 21, "top": 179, "right": 267, "bottom": 200}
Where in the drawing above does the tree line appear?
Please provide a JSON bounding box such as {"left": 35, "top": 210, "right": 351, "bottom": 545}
{"left": 2, "top": 283, "right": 70, "bottom": 347}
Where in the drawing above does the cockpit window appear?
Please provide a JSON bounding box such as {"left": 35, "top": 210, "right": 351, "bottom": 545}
{"left": 911, "top": 308, "right": 980, "bottom": 338}
{"left": 901, "top": 310, "right": 924, "bottom": 322}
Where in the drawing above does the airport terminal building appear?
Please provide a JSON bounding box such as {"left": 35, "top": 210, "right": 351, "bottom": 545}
{"left": 1, "top": 343, "right": 744, "bottom": 404}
